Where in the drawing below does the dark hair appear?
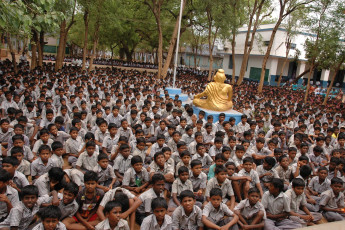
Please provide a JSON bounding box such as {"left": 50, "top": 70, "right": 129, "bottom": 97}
{"left": 151, "top": 173, "right": 165, "bottom": 184}
{"left": 243, "top": 157, "right": 254, "bottom": 164}
{"left": 10, "top": 146, "right": 24, "bottom": 155}
{"left": 178, "top": 166, "right": 189, "bottom": 175}
{"left": 51, "top": 141, "right": 63, "bottom": 151}
{"left": 298, "top": 155, "right": 309, "bottom": 163}
{"left": 12, "top": 134, "right": 24, "bottom": 143}
{"left": 331, "top": 177, "right": 343, "bottom": 185}
{"left": 86, "top": 141, "right": 96, "bottom": 148}
{"left": 40, "top": 205, "right": 62, "bottom": 220}
{"left": 131, "top": 155, "right": 143, "bottom": 165}
{"left": 180, "top": 150, "right": 191, "bottom": 158}
{"left": 119, "top": 144, "right": 130, "bottom": 151}
{"left": 235, "top": 145, "right": 245, "bottom": 152}
{"left": 248, "top": 187, "right": 260, "bottom": 195}
{"left": 48, "top": 167, "right": 65, "bottom": 183}
{"left": 151, "top": 197, "right": 168, "bottom": 210}
{"left": 278, "top": 155, "right": 288, "bottom": 163}
{"left": 215, "top": 153, "right": 226, "bottom": 162}
{"left": 0, "top": 169, "right": 11, "bottom": 182}
{"left": 114, "top": 192, "right": 130, "bottom": 212}
{"left": 292, "top": 178, "right": 305, "bottom": 188}
{"left": 98, "top": 153, "right": 109, "bottom": 162}
{"left": 313, "top": 146, "right": 323, "bottom": 153}
{"left": 191, "top": 159, "right": 202, "bottom": 168}
{"left": 179, "top": 190, "right": 195, "bottom": 201}
{"left": 215, "top": 165, "right": 227, "bottom": 175}
{"left": 103, "top": 201, "right": 122, "bottom": 214}
{"left": 38, "top": 145, "right": 51, "bottom": 154}
{"left": 330, "top": 157, "right": 340, "bottom": 165}
{"left": 225, "top": 161, "right": 236, "bottom": 168}
{"left": 156, "top": 134, "right": 165, "bottom": 141}
{"left": 84, "top": 171, "right": 98, "bottom": 183}
{"left": 318, "top": 166, "right": 328, "bottom": 173}
{"left": 270, "top": 178, "right": 284, "bottom": 192}
{"left": 154, "top": 151, "right": 165, "bottom": 162}
{"left": 21, "top": 185, "right": 39, "bottom": 198}
{"left": 300, "top": 165, "right": 312, "bottom": 178}
{"left": 264, "top": 156, "right": 276, "bottom": 167}
{"left": 209, "top": 188, "right": 223, "bottom": 198}
{"left": 214, "top": 137, "right": 223, "bottom": 144}
{"left": 64, "top": 182, "right": 79, "bottom": 197}
{"left": 2, "top": 156, "right": 19, "bottom": 166}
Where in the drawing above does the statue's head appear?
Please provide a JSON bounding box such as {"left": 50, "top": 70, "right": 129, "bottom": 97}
{"left": 214, "top": 69, "right": 226, "bottom": 83}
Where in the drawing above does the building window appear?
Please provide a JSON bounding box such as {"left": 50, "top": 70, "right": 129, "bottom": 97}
{"left": 264, "top": 41, "right": 270, "bottom": 46}
{"left": 228, "top": 55, "right": 233, "bottom": 69}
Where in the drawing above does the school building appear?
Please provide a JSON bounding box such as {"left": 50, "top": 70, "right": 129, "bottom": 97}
{"left": 221, "top": 24, "right": 345, "bottom": 88}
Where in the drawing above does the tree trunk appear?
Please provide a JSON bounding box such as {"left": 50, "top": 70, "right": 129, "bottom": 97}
{"left": 88, "top": 21, "right": 100, "bottom": 71}
{"left": 161, "top": 0, "right": 186, "bottom": 79}
{"left": 119, "top": 48, "right": 125, "bottom": 60}
{"left": 125, "top": 48, "right": 134, "bottom": 62}
{"left": 237, "top": 0, "right": 264, "bottom": 85}
{"left": 304, "top": 64, "right": 314, "bottom": 104}
{"left": 31, "top": 30, "right": 38, "bottom": 70}
{"left": 231, "top": 32, "right": 236, "bottom": 84}
{"left": 258, "top": 18, "right": 282, "bottom": 93}
{"left": 37, "top": 31, "right": 44, "bottom": 67}
{"left": 7, "top": 33, "right": 18, "bottom": 74}
{"left": 277, "top": 56, "right": 288, "bottom": 87}
{"left": 292, "top": 68, "right": 311, "bottom": 83}
{"left": 323, "top": 59, "right": 345, "bottom": 105}
{"left": 56, "top": 20, "right": 66, "bottom": 70}
{"left": 277, "top": 40, "right": 291, "bottom": 87}
{"left": 157, "top": 19, "right": 163, "bottom": 79}
{"left": 81, "top": 10, "right": 89, "bottom": 71}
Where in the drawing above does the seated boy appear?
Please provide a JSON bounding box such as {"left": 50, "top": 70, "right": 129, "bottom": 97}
{"left": 0, "top": 185, "right": 42, "bottom": 229}
{"left": 40, "top": 182, "right": 79, "bottom": 222}
{"left": 172, "top": 190, "right": 203, "bottom": 230}
{"left": 122, "top": 156, "right": 150, "bottom": 195}
{"left": 191, "top": 143, "right": 213, "bottom": 171}
{"left": 189, "top": 159, "right": 207, "bottom": 206}
{"left": 32, "top": 205, "right": 67, "bottom": 230}
{"left": 63, "top": 171, "right": 104, "bottom": 230}
{"left": 262, "top": 178, "right": 302, "bottom": 229}
{"left": 237, "top": 157, "right": 263, "bottom": 199}
{"left": 113, "top": 144, "right": 132, "bottom": 184}
{"left": 121, "top": 173, "right": 166, "bottom": 225}
{"left": 2, "top": 156, "right": 29, "bottom": 193}
{"left": 169, "top": 166, "right": 193, "bottom": 213}
{"left": 95, "top": 201, "right": 129, "bottom": 230}
{"left": 10, "top": 147, "right": 31, "bottom": 177}
{"left": 140, "top": 197, "right": 172, "bottom": 229}
{"left": 256, "top": 156, "right": 279, "bottom": 192}
{"left": 31, "top": 145, "right": 55, "bottom": 180}
{"left": 234, "top": 188, "right": 265, "bottom": 230}
{"left": 286, "top": 178, "right": 322, "bottom": 226}
{"left": 34, "top": 167, "right": 65, "bottom": 197}
{"left": 76, "top": 141, "right": 99, "bottom": 173}
{"left": 308, "top": 167, "right": 331, "bottom": 203}
{"left": 51, "top": 141, "right": 64, "bottom": 168}
{"left": 0, "top": 169, "right": 19, "bottom": 222}
{"left": 205, "top": 165, "right": 235, "bottom": 210}
{"left": 319, "top": 177, "right": 345, "bottom": 222}
{"left": 93, "top": 153, "right": 116, "bottom": 193}
{"left": 207, "top": 153, "right": 226, "bottom": 180}
{"left": 202, "top": 188, "right": 239, "bottom": 230}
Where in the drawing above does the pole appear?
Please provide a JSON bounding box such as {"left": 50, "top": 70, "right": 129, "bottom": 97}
{"left": 173, "top": 0, "right": 183, "bottom": 88}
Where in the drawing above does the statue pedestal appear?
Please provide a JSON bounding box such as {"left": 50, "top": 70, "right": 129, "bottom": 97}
{"left": 161, "top": 87, "right": 189, "bottom": 102}
{"left": 193, "top": 105, "right": 242, "bottom": 125}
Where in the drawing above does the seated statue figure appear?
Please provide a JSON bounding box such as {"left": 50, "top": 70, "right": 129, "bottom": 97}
{"left": 193, "top": 69, "right": 233, "bottom": 111}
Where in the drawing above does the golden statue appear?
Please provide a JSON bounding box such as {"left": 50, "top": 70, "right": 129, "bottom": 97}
{"left": 193, "top": 69, "right": 233, "bottom": 111}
